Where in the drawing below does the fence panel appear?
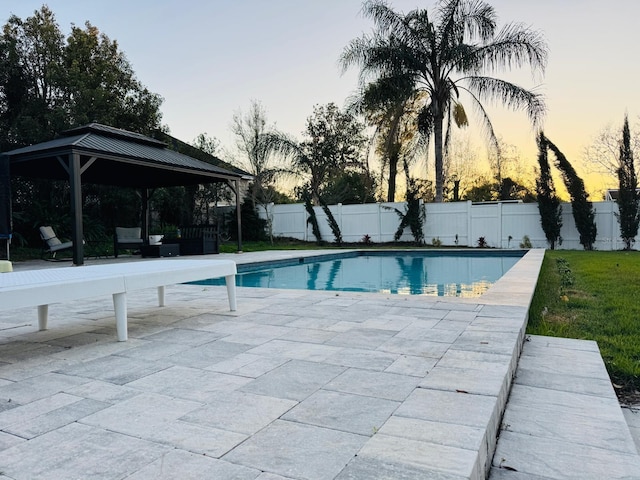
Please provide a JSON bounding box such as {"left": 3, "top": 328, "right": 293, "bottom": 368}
{"left": 260, "top": 200, "right": 626, "bottom": 250}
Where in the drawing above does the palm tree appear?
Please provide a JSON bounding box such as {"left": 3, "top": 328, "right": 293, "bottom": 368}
{"left": 350, "top": 76, "right": 427, "bottom": 201}
{"left": 341, "top": 0, "right": 547, "bottom": 202}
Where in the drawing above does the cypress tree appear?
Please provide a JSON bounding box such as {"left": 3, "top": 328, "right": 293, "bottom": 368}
{"left": 616, "top": 115, "right": 640, "bottom": 250}
{"left": 535, "top": 132, "right": 562, "bottom": 249}
{"left": 545, "top": 135, "right": 597, "bottom": 250}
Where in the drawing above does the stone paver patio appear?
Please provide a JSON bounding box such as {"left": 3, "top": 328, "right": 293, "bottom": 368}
{"left": 0, "top": 249, "right": 638, "bottom": 479}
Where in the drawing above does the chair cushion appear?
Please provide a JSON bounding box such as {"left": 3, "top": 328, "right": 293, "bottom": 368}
{"left": 40, "top": 226, "right": 62, "bottom": 247}
{"left": 116, "top": 227, "right": 142, "bottom": 241}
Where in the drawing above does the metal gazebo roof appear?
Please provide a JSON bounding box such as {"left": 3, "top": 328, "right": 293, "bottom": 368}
{"left": 5, "top": 123, "right": 245, "bottom": 187}
{"left": 1, "top": 123, "right": 247, "bottom": 264}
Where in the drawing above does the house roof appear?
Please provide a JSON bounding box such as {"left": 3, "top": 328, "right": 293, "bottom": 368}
{"left": 2, "top": 123, "right": 245, "bottom": 188}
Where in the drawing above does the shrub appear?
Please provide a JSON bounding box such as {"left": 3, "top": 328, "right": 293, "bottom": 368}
{"left": 520, "top": 235, "right": 533, "bottom": 249}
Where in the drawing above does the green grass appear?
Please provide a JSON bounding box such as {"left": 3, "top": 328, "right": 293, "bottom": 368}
{"left": 528, "top": 250, "right": 640, "bottom": 396}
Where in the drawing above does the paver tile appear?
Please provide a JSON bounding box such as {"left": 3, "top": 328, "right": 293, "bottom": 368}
{"left": 324, "top": 347, "right": 398, "bottom": 371}
{"left": 384, "top": 354, "right": 438, "bottom": 377}
{"left": 240, "top": 359, "right": 345, "bottom": 401}
{"left": 377, "top": 336, "right": 450, "bottom": 358}
{"left": 356, "top": 433, "right": 480, "bottom": 479}
{"left": 0, "top": 422, "right": 168, "bottom": 479}
{"left": 125, "top": 365, "right": 252, "bottom": 401}
{"left": 420, "top": 365, "right": 508, "bottom": 397}
{"left": 325, "top": 368, "right": 420, "bottom": 401}
{"left": 4, "top": 397, "right": 108, "bottom": 439}
{"left": 326, "top": 328, "right": 397, "bottom": 349}
{"left": 493, "top": 430, "right": 640, "bottom": 479}
{"left": 283, "top": 389, "right": 399, "bottom": 436}
{"left": 80, "top": 392, "right": 203, "bottom": 437}
{"left": 395, "top": 388, "right": 496, "bottom": 429}
{"left": 224, "top": 420, "right": 368, "bottom": 480}
{"left": 336, "top": 456, "right": 469, "bottom": 480}
{"left": 180, "top": 391, "right": 296, "bottom": 435}
{"left": 125, "top": 449, "right": 261, "bottom": 479}
{"left": 144, "top": 420, "right": 247, "bottom": 457}
{"left": 378, "top": 415, "right": 486, "bottom": 451}
{"left": 167, "top": 340, "right": 253, "bottom": 369}
{"left": 55, "top": 355, "right": 170, "bottom": 385}
{"left": 0, "top": 372, "right": 89, "bottom": 404}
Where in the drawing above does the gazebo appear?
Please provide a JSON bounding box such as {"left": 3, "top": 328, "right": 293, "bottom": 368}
{"left": 1, "top": 123, "right": 248, "bottom": 265}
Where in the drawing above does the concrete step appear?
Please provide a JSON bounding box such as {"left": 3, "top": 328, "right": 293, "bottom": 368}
{"left": 490, "top": 335, "right": 640, "bottom": 479}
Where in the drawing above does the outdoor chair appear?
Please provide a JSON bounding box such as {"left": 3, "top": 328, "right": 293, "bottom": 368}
{"left": 114, "top": 227, "right": 144, "bottom": 257}
{"left": 39, "top": 226, "right": 74, "bottom": 259}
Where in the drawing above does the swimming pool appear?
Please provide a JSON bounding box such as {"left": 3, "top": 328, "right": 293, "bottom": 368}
{"left": 195, "top": 250, "right": 525, "bottom": 297}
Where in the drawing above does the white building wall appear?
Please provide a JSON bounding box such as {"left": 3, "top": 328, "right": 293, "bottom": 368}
{"left": 259, "top": 200, "right": 626, "bottom": 250}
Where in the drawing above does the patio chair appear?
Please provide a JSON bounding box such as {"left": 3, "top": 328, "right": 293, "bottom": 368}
{"left": 39, "top": 226, "right": 74, "bottom": 259}
{"left": 114, "top": 226, "right": 144, "bottom": 257}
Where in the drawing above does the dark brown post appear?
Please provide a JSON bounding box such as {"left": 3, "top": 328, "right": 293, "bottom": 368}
{"left": 69, "top": 153, "right": 84, "bottom": 265}
{"left": 236, "top": 179, "right": 242, "bottom": 252}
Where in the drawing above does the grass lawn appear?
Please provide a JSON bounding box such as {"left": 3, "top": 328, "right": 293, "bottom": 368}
{"left": 528, "top": 250, "right": 640, "bottom": 403}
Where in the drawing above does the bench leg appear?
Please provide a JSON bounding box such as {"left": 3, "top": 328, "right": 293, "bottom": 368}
{"left": 37, "top": 305, "right": 48, "bottom": 330}
{"left": 157, "top": 286, "right": 165, "bottom": 307}
{"left": 113, "top": 292, "right": 128, "bottom": 341}
{"left": 225, "top": 274, "right": 237, "bottom": 311}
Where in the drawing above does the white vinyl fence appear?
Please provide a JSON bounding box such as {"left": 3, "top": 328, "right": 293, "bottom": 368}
{"left": 258, "top": 200, "right": 627, "bottom": 250}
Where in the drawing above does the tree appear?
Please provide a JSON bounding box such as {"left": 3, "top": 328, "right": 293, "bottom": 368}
{"left": 231, "top": 100, "right": 280, "bottom": 207}
{"left": 190, "top": 133, "right": 233, "bottom": 225}
{"left": 0, "top": 6, "right": 165, "bottom": 246}
{"left": 616, "top": 116, "right": 640, "bottom": 250}
{"left": 583, "top": 119, "right": 640, "bottom": 180}
{"left": 0, "top": 5, "right": 66, "bottom": 148}
{"left": 535, "top": 132, "right": 562, "bottom": 249}
{"left": 341, "top": 0, "right": 547, "bottom": 202}
{"left": 544, "top": 135, "right": 597, "bottom": 250}
{"left": 264, "top": 103, "right": 367, "bottom": 244}
{"left": 322, "top": 170, "right": 377, "bottom": 205}
{"left": 351, "top": 76, "right": 426, "bottom": 201}
{"left": 0, "top": 6, "right": 164, "bottom": 149}
{"left": 387, "top": 178, "right": 426, "bottom": 244}
{"left": 63, "top": 22, "right": 163, "bottom": 134}
{"left": 265, "top": 103, "right": 367, "bottom": 205}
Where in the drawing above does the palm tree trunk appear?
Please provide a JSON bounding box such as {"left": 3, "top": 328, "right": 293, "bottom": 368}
{"left": 434, "top": 115, "right": 445, "bottom": 202}
{"left": 387, "top": 151, "right": 399, "bottom": 202}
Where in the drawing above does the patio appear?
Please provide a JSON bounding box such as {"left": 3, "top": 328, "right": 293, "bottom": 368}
{"left": 0, "top": 250, "right": 638, "bottom": 479}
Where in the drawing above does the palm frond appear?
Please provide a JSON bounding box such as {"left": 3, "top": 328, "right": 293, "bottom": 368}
{"left": 469, "top": 23, "right": 548, "bottom": 75}
{"left": 463, "top": 75, "right": 546, "bottom": 125}
{"left": 455, "top": 83, "right": 499, "bottom": 152}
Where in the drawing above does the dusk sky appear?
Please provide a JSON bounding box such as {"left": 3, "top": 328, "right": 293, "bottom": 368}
{"left": 3, "top": 0, "right": 639, "bottom": 196}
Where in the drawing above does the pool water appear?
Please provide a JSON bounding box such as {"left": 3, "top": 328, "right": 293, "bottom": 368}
{"left": 195, "top": 251, "right": 524, "bottom": 297}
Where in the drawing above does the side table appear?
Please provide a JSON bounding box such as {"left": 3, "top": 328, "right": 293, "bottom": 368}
{"left": 140, "top": 243, "right": 180, "bottom": 258}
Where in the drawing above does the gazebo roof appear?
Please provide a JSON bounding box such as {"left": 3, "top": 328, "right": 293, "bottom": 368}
{"left": 3, "top": 123, "right": 246, "bottom": 188}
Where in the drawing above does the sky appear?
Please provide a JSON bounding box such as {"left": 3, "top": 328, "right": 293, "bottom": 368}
{"left": 2, "top": 0, "right": 639, "bottom": 197}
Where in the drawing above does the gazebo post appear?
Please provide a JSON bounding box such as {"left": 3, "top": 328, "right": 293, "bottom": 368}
{"left": 69, "top": 153, "right": 84, "bottom": 266}
{"left": 235, "top": 179, "right": 242, "bottom": 253}
{"left": 141, "top": 188, "right": 150, "bottom": 243}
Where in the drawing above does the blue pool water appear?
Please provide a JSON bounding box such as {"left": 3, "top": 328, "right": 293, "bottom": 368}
{"left": 195, "top": 250, "right": 524, "bottom": 297}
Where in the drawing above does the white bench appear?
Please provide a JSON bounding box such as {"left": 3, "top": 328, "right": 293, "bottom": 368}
{"left": 0, "top": 259, "right": 237, "bottom": 341}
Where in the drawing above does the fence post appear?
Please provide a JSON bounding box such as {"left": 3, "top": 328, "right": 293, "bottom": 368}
{"left": 497, "top": 202, "right": 503, "bottom": 248}
{"left": 467, "top": 201, "right": 473, "bottom": 247}
{"left": 377, "top": 203, "right": 383, "bottom": 242}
